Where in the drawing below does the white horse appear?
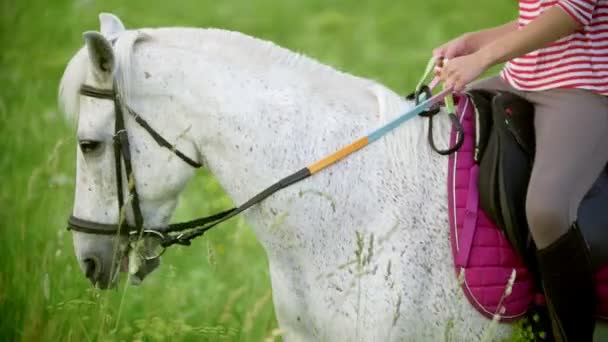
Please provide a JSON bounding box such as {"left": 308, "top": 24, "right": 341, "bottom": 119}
{"left": 60, "top": 13, "right": 513, "bottom": 341}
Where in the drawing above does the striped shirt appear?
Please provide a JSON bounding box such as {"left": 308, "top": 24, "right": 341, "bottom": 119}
{"left": 501, "top": 0, "right": 608, "bottom": 95}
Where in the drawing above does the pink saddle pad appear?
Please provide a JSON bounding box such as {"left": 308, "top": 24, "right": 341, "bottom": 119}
{"left": 447, "top": 94, "right": 608, "bottom": 322}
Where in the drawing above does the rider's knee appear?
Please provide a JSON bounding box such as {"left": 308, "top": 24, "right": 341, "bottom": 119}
{"left": 525, "top": 189, "right": 569, "bottom": 247}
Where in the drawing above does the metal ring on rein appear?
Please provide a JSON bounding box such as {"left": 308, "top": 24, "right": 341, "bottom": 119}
{"left": 406, "top": 84, "right": 465, "bottom": 156}
{"left": 128, "top": 229, "right": 167, "bottom": 260}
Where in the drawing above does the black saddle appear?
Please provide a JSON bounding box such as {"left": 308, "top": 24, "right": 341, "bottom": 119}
{"left": 467, "top": 89, "right": 608, "bottom": 269}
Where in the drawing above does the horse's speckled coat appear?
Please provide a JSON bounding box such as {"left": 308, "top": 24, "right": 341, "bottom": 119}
{"left": 60, "top": 14, "right": 512, "bottom": 341}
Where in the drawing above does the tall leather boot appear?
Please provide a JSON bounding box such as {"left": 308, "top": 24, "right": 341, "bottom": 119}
{"left": 536, "top": 223, "right": 596, "bottom": 341}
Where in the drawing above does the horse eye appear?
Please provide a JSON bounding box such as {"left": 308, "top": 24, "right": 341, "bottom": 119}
{"left": 79, "top": 140, "right": 102, "bottom": 154}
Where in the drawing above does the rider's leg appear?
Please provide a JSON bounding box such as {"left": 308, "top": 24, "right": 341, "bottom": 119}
{"left": 524, "top": 87, "right": 608, "bottom": 341}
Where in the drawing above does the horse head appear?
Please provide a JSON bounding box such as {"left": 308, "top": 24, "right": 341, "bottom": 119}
{"left": 60, "top": 13, "right": 201, "bottom": 288}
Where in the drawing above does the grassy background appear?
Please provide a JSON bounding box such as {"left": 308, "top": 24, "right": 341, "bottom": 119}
{"left": 0, "top": 0, "right": 520, "bottom": 341}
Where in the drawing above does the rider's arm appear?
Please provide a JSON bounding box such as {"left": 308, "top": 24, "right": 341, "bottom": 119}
{"left": 477, "top": 5, "right": 582, "bottom": 68}
{"left": 465, "top": 21, "right": 519, "bottom": 51}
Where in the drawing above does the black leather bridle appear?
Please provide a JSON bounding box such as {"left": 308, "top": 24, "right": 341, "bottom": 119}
{"left": 68, "top": 83, "right": 228, "bottom": 251}
{"left": 67, "top": 82, "right": 309, "bottom": 254}
{"left": 67, "top": 77, "right": 464, "bottom": 257}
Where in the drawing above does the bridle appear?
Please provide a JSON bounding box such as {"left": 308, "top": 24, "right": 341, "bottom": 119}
{"left": 67, "top": 65, "right": 463, "bottom": 259}
{"left": 67, "top": 81, "right": 311, "bottom": 257}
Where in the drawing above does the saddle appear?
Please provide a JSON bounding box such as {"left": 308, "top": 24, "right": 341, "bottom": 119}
{"left": 443, "top": 89, "right": 608, "bottom": 321}
{"left": 469, "top": 89, "right": 608, "bottom": 269}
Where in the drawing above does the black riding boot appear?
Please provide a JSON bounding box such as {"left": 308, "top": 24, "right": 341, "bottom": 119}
{"left": 536, "top": 223, "right": 596, "bottom": 342}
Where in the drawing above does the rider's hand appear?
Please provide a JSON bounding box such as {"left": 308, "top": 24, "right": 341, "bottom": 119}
{"left": 437, "top": 52, "right": 490, "bottom": 93}
{"left": 433, "top": 33, "right": 479, "bottom": 75}
{"left": 433, "top": 33, "right": 477, "bottom": 61}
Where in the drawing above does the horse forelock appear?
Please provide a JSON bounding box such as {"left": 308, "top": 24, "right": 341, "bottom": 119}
{"left": 58, "top": 47, "right": 87, "bottom": 124}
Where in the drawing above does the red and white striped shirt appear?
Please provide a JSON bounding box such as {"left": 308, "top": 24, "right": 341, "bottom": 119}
{"left": 501, "top": 0, "right": 608, "bottom": 95}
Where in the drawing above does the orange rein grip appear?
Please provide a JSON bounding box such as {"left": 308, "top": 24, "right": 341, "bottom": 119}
{"left": 307, "top": 137, "right": 369, "bottom": 175}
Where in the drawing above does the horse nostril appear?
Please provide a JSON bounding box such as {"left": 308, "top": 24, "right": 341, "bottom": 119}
{"left": 84, "top": 258, "right": 98, "bottom": 280}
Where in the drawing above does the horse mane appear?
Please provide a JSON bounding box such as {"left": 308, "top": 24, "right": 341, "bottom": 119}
{"left": 58, "top": 27, "right": 383, "bottom": 123}
{"left": 145, "top": 27, "right": 380, "bottom": 88}
{"left": 58, "top": 26, "right": 445, "bottom": 167}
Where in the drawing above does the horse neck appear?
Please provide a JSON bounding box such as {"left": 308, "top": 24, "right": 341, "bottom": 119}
{"left": 135, "top": 29, "right": 450, "bottom": 251}
{"left": 140, "top": 30, "right": 387, "bottom": 198}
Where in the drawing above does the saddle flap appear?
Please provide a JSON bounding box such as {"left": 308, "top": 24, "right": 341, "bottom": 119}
{"left": 491, "top": 93, "right": 535, "bottom": 265}
{"left": 475, "top": 91, "right": 536, "bottom": 266}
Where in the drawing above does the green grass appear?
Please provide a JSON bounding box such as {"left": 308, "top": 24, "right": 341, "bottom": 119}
{"left": 1, "top": 0, "right": 518, "bottom": 341}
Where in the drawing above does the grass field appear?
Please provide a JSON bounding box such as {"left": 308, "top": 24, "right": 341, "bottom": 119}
{"left": 0, "top": 0, "right": 521, "bottom": 341}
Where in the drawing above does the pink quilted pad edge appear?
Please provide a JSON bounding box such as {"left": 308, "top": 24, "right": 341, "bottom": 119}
{"left": 447, "top": 95, "right": 534, "bottom": 321}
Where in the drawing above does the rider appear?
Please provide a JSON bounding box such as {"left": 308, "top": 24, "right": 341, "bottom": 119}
{"left": 434, "top": 1, "right": 608, "bottom": 340}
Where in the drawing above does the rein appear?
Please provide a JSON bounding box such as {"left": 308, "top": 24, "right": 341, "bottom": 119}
{"left": 67, "top": 59, "right": 463, "bottom": 257}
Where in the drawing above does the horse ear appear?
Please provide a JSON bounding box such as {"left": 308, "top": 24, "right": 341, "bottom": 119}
{"left": 83, "top": 31, "right": 115, "bottom": 77}
{"left": 99, "top": 13, "right": 125, "bottom": 40}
